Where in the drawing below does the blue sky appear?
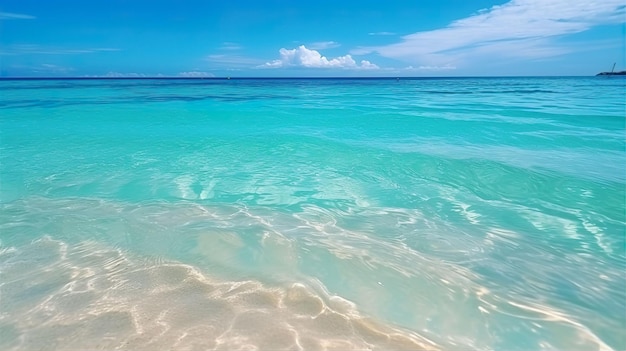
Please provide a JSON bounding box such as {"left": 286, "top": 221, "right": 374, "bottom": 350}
{"left": 1, "top": 0, "right": 624, "bottom": 77}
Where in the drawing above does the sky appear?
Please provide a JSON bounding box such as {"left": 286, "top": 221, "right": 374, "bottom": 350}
{"left": 0, "top": 0, "right": 624, "bottom": 77}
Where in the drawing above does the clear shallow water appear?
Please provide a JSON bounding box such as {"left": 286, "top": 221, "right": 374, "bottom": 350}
{"left": 0, "top": 77, "right": 624, "bottom": 350}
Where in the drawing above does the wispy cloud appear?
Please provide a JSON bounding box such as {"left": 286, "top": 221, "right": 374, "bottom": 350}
{"left": 0, "top": 11, "right": 35, "bottom": 20}
{"left": 206, "top": 54, "right": 263, "bottom": 67}
{"left": 261, "top": 45, "right": 379, "bottom": 70}
{"left": 103, "top": 72, "right": 149, "bottom": 77}
{"left": 11, "top": 63, "right": 74, "bottom": 74}
{"left": 356, "top": 0, "right": 626, "bottom": 67}
{"left": 98, "top": 71, "right": 167, "bottom": 78}
{"left": 406, "top": 65, "right": 457, "bottom": 71}
{"left": 38, "top": 63, "right": 73, "bottom": 73}
{"left": 81, "top": 72, "right": 166, "bottom": 78}
{"left": 0, "top": 44, "right": 120, "bottom": 55}
{"left": 368, "top": 32, "right": 396, "bottom": 36}
{"left": 219, "top": 42, "right": 242, "bottom": 50}
{"left": 178, "top": 71, "right": 215, "bottom": 77}
{"left": 308, "top": 41, "right": 341, "bottom": 50}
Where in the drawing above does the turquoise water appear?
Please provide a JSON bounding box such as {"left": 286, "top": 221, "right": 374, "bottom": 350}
{"left": 1, "top": 77, "right": 624, "bottom": 350}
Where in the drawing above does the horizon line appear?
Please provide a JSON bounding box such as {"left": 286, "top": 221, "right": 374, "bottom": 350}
{"left": 0, "top": 75, "right": 601, "bottom": 80}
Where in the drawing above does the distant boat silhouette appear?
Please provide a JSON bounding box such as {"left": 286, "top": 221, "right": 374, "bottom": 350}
{"left": 596, "top": 71, "right": 626, "bottom": 76}
{"left": 596, "top": 62, "right": 626, "bottom": 76}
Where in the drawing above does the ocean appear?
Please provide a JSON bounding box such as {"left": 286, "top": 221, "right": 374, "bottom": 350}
{"left": 0, "top": 77, "right": 624, "bottom": 350}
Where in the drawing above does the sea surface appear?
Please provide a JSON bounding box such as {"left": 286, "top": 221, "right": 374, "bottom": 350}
{"left": 0, "top": 77, "right": 624, "bottom": 351}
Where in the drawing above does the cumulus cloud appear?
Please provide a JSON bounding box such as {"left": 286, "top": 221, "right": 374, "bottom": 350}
{"left": 0, "top": 12, "right": 35, "bottom": 20}
{"left": 360, "top": 60, "right": 380, "bottom": 70}
{"left": 355, "top": 0, "right": 625, "bottom": 66}
{"left": 178, "top": 71, "right": 215, "bottom": 77}
{"left": 262, "top": 45, "right": 379, "bottom": 70}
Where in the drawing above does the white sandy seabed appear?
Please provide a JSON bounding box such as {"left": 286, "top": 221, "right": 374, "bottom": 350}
{"left": 0, "top": 236, "right": 440, "bottom": 351}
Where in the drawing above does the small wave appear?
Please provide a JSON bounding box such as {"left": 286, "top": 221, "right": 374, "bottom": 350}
{"left": 418, "top": 89, "right": 557, "bottom": 94}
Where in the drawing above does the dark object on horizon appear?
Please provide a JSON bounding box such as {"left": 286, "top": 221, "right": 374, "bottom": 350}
{"left": 596, "top": 62, "right": 625, "bottom": 76}
{"left": 596, "top": 71, "right": 626, "bottom": 76}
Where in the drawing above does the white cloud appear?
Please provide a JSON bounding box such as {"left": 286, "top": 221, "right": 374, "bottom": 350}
{"left": 309, "top": 41, "right": 341, "bottom": 50}
{"left": 415, "top": 65, "right": 457, "bottom": 71}
{"left": 219, "top": 42, "right": 242, "bottom": 50}
{"left": 360, "top": 60, "right": 380, "bottom": 70}
{"left": 368, "top": 32, "right": 396, "bottom": 36}
{"left": 0, "top": 44, "right": 120, "bottom": 55}
{"left": 401, "top": 65, "right": 457, "bottom": 71}
{"left": 206, "top": 54, "right": 263, "bottom": 66}
{"left": 178, "top": 71, "right": 215, "bottom": 77}
{"left": 82, "top": 72, "right": 167, "bottom": 78}
{"left": 357, "top": 0, "right": 626, "bottom": 66}
{"left": 262, "top": 45, "right": 379, "bottom": 70}
{"left": 0, "top": 11, "right": 35, "bottom": 20}
{"left": 10, "top": 63, "right": 74, "bottom": 73}
{"left": 38, "top": 64, "right": 73, "bottom": 73}
{"left": 103, "top": 72, "right": 147, "bottom": 77}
